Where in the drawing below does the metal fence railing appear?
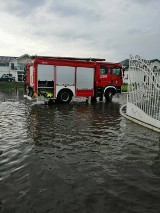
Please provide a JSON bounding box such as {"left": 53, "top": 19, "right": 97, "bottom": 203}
{"left": 127, "top": 55, "right": 160, "bottom": 128}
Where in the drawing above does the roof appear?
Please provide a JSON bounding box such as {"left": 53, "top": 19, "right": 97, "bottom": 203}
{"left": 30, "top": 55, "right": 106, "bottom": 62}
{"left": 150, "top": 59, "right": 160, "bottom": 63}
{"left": 0, "top": 56, "right": 17, "bottom": 64}
{"left": 119, "top": 59, "right": 129, "bottom": 67}
{"left": 120, "top": 58, "right": 160, "bottom": 67}
{"left": 9, "top": 54, "right": 30, "bottom": 63}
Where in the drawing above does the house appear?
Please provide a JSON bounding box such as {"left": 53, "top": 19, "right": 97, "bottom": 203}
{"left": 150, "top": 59, "right": 160, "bottom": 82}
{"left": 149, "top": 59, "right": 160, "bottom": 73}
{"left": 0, "top": 56, "right": 17, "bottom": 77}
{"left": 119, "top": 59, "right": 129, "bottom": 84}
{"left": 0, "top": 54, "right": 32, "bottom": 82}
{"left": 9, "top": 54, "right": 32, "bottom": 82}
{"left": 120, "top": 58, "right": 160, "bottom": 84}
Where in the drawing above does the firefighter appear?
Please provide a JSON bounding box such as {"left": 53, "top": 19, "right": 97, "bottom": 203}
{"left": 40, "top": 90, "right": 53, "bottom": 98}
{"left": 46, "top": 92, "right": 53, "bottom": 98}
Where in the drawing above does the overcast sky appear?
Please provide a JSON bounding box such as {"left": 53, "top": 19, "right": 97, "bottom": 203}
{"left": 0, "top": 0, "right": 159, "bottom": 62}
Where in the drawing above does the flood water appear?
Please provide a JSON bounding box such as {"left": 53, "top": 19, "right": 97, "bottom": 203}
{"left": 0, "top": 91, "right": 160, "bottom": 213}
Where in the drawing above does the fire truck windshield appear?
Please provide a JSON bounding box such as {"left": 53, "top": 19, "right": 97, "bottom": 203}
{"left": 100, "top": 66, "right": 108, "bottom": 75}
{"left": 111, "top": 67, "right": 121, "bottom": 76}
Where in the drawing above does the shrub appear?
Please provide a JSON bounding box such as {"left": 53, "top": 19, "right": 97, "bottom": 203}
{"left": 121, "top": 83, "right": 128, "bottom": 92}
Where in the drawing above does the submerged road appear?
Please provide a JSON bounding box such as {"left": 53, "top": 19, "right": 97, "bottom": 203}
{"left": 0, "top": 91, "right": 160, "bottom": 213}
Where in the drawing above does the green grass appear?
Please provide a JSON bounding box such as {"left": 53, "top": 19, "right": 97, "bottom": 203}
{"left": 0, "top": 81, "right": 25, "bottom": 91}
{"left": 121, "top": 83, "right": 128, "bottom": 92}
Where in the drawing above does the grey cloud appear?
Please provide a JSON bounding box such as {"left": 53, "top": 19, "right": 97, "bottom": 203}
{"left": 128, "top": 0, "right": 157, "bottom": 5}
{"left": 33, "top": 27, "right": 94, "bottom": 45}
{"left": 0, "top": 0, "right": 160, "bottom": 61}
{"left": 48, "top": 0, "right": 102, "bottom": 21}
{"left": 1, "top": 0, "right": 46, "bottom": 16}
{"left": 133, "top": 0, "right": 153, "bottom": 3}
{"left": 128, "top": 28, "right": 142, "bottom": 35}
{"left": 55, "top": 31, "right": 92, "bottom": 42}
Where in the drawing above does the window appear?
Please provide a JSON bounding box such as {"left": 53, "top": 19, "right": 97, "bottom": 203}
{"left": 17, "top": 71, "right": 25, "bottom": 82}
{"left": 100, "top": 66, "right": 108, "bottom": 75}
{"left": 153, "top": 66, "right": 158, "bottom": 72}
{"left": 38, "top": 64, "right": 54, "bottom": 81}
{"left": 111, "top": 67, "right": 121, "bottom": 76}
{"left": 0, "top": 63, "right": 8, "bottom": 66}
{"left": 11, "top": 63, "right": 14, "bottom": 69}
{"left": 18, "top": 63, "right": 25, "bottom": 70}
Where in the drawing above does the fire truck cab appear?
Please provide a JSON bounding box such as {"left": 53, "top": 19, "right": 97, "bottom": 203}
{"left": 25, "top": 56, "right": 122, "bottom": 103}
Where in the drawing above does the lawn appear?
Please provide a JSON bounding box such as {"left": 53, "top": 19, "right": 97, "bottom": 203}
{"left": 121, "top": 83, "right": 128, "bottom": 92}
{"left": 0, "top": 81, "right": 25, "bottom": 91}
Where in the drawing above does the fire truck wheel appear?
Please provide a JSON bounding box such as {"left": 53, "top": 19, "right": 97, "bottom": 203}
{"left": 57, "top": 89, "right": 72, "bottom": 103}
{"left": 105, "top": 90, "right": 113, "bottom": 102}
{"left": 91, "top": 96, "right": 97, "bottom": 103}
{"left": 28, "top": 88, "right": 34, "bottom": 97}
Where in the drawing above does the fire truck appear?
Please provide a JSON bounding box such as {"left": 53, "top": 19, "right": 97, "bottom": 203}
{"left": 25, "top": 56, "right": 123, "bottom": 103}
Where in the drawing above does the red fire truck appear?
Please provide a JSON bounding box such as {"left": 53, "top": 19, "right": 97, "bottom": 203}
{"left": 25, "top": 56, "right": 123, "bottom": 103}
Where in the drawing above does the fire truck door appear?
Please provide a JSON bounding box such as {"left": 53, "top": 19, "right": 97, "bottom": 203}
{"left": 56, "top": 66, "right": 75, "bottom": 97}
{"left": 76, "top": 67, "right": 94, "bottom": 96}
{"left": 37, "top": 64, "right": 54, "bottom": 96}
{"left": 110, "top": 66, "right": 122, "bottom": 87}
{"left": 97, "top": 65, "right": 110, "bottom": 87}
{"left": 30, "top": 66, "right": 34, "bottom": 87}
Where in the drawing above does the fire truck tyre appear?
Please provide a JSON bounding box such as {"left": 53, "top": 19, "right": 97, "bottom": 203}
{"left": 57, "top": 90, "right": 72, "bottom": 103}
{"left": 28, "top": 88, "right": 34, "bottom": 97}
{"left": 48, "top": 99, "right": 53, "bottom": 105}
{"left": 91, "top": 96, "right": 97, "bottom": 103}
{"left": 105, "top": 90, "right": 113, "bottom": 102}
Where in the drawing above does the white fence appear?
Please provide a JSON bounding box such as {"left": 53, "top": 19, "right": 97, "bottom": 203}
{"left": 126, "top": 55, "right": 160, "bottom": 129}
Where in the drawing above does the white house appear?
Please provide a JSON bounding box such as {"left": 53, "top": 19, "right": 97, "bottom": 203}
{"left": 0, "top": 56, "right": 17, "bottom": 77}
{"left": 119, "top": 59, "right": 129, "bottom": 84}
{"left": 120, "top": 58, "right": 160, "bottom": 84}
{"left": 9, "top": 54, "right": 31, "bottom": 81}
{"left": 0, "top": 54, "right": 32, "bottom": 82}
{"left": 150, "top": 59, "right": 160, "bottom": 71}
{"left": 149, "top": 59, "right": 160, "bottom": 82}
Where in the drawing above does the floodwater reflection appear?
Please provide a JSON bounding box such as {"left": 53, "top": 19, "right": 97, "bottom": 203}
{"left": 27, "top": 100, "right": 122, "bottom": 148}
{"left": 0, "top": 93, "right": 160, "bottom": 213}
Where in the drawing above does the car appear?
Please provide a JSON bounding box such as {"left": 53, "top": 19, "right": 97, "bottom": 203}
{"left": 0, "top": 74, "right": 15, "bottom": 82}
